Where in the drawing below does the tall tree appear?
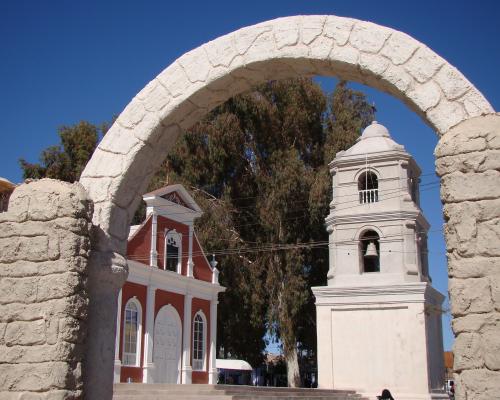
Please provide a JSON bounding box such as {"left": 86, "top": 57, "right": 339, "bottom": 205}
{"left": 20, "top": 80, "right": 374, "bottom": 387}
{"left": 161, "top": 78, "right": 374, "bottom": 386}
{"left": 19, "top": 120, "right": 110, "bottom": 182}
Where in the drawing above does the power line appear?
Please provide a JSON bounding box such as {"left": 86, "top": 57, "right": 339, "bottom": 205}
{"left": 141, "top": 172, "right": 439, "bottom": 212}
{"left": 135, "top": 180, "right": 440, "bottom": 226}
{"left": 126, "top": 228, "right": 445, "bottom": 262}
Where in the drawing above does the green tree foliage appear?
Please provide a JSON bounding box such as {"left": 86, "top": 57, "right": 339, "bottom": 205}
{"left": 20, "top": 80, "right": 373, "bottom": 386}
{"left": 155, "top": 78, "right": 374, "bottom": 386}
{"left": 19, "top": 120, "right": 110, "bottom": 182}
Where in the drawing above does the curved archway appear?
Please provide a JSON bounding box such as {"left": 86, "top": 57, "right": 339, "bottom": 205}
{"left": 80, "top": 15, "right": 493, "bottom": 248}
{"left": 79, "top": 15, "right": 498, "bottom": 399}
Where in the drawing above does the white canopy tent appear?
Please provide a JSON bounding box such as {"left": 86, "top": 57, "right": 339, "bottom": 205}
{"left": 216, "top": 359, "right": 252, "bottom": 371}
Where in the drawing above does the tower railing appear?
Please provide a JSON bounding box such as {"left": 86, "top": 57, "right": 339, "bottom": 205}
{"left": 359, "top": 189, "right": 379, "bottom": 204}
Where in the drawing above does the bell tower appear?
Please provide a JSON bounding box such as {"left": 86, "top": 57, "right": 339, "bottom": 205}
{"left": 313, "top": 122, "right": 447, "bottom": 400}
{"left": 325, "top": 120, "right": 430, "bottom": 287}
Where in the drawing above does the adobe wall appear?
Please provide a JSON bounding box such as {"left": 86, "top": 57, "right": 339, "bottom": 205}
{"left": 435, "top": 114, "right": 500, "bottom": 400}
{"left": 0, "top": 179, "right": 93, "bottom": 399}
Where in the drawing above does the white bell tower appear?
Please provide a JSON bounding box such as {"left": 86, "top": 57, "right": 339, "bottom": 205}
{"left": 312, "top": 122, "right": 447, "bottom": 400}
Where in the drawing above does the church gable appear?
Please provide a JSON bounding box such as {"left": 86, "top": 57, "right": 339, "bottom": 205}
{"left": 161, "top": 190, "right": 191, "bottom": 210}
{"left": 143, "top": 184, "right": 202, "bottom": 216}
{"left": 125, "top": 184, "right": 217, "bottom": 285}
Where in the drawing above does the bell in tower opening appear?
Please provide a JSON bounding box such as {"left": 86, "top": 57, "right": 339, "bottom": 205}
{"left": 313, "top": 122, "right": 447, "bottom": 400}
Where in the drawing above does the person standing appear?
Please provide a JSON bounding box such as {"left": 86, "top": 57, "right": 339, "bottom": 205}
{"left": 377, "top": 389, "right": 395, "bottom": 400}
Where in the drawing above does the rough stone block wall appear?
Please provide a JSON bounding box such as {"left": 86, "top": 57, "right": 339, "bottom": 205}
{"left": 0, "top": 179, "right": 92, "bottom": 400}
{"left": 436, "top": 114, "right": 500, "bottom": 400}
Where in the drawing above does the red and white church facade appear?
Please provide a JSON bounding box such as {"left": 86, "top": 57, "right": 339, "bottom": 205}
{"left": 113, "top": 185, "right": 225, "bottom": 384}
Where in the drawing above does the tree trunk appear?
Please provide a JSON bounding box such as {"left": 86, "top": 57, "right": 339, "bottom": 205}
{"left": 285, "top": 345, "right": 301, "bottom": 387}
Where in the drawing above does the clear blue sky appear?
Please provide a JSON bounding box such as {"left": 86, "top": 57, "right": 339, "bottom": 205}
{"left": 1, "top": 0, "right": 499, "bottom": 351}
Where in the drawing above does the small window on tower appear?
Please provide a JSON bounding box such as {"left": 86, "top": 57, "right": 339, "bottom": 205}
{"left": 358, "top": 171, "right": 379, "bottom": 204}
{"left": 360, "top": 230, "right": 380, "bottom": 273}
{"left": 164, "top": 231, "right": 181, "bottom": 272}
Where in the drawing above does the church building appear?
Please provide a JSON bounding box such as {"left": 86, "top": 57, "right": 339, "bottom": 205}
{"left": 113, "top": 184, "right": 225, "bottom": 384}
{"left": 313, "top": 122, "right": 447, "bottom": 399}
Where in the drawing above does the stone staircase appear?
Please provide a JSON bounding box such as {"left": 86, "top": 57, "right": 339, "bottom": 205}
{"left": 113, "top": 384, "right": 369, "bottom": 400}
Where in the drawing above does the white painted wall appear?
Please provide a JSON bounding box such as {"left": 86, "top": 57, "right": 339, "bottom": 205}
{"left": 314, "top": 284, "right": 446, "bottom": 399}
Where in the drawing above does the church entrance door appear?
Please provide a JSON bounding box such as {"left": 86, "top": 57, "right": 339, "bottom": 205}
{"left": 153, "top": 305, "right": 182, "bottom": 384}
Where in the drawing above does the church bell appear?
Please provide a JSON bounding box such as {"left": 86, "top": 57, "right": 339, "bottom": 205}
{"left": 364, "top": 241, "right": 378, "bottom": 258}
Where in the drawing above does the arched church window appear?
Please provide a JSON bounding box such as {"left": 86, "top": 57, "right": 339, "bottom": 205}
{"left": 358, "top": 171, "right": 379, "bottom": 204}
{"left": 164, "top": 230, "right": 181, "bottom": 272}
{"left": 360, "top": 230, "right": 380, "bottom": 273}
{"left": 122, "top": 298, "right": 142, "bottom": 366}
{"left": 192, "top": 311, "right": 206, "bottom": 371}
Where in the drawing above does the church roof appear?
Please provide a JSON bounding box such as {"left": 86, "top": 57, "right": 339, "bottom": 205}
{"left": 339, "top": 121, "right": 405, "bottom": 158}
{"left": 143, "top": 184, "right": 202, "bottom": 214}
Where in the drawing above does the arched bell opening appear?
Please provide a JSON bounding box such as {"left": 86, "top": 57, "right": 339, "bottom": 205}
{"left": 360, "top": 230, "right": 380, "bottom": 273}
{"left": 358, "top": 171, "right": 378, "bottom": 204}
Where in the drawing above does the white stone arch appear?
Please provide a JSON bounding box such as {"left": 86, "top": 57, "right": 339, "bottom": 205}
{"left": 78, "top": 15, "right": 498, "bottom": 399}
{"left": 80, "top": 15, "right": 494, "bottom": 250}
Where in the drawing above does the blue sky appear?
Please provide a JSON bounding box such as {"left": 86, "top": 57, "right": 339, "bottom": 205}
{"left": 1, "top": 0, "right": 499, "bottom": 351}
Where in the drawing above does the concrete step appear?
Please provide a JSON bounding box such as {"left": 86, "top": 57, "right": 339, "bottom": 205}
{"left": 115, "top": 397, "right": 364, "bottom": 400}
{"left": 113, "top": 384, "right": 368, "bottom": 400}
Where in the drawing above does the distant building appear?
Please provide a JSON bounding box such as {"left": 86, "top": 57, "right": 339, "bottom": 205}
{"left": 113, "top": 184, "right": 225, "bottom": 384}
{"left": 0, "top": 177, "right": 16, "bottom": 212}
{"left": 444, "top": 351, "right": 454, "bottom": 381}
{"left": 313, "top": 122, "right": 447, "bottom": 399}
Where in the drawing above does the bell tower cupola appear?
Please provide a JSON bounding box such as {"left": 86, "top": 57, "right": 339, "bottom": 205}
{"left": 325, "top": 121, "right": 430, "bottom": 287}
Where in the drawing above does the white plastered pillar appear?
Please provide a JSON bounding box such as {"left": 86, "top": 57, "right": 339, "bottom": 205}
{"left": 142, "top": 285, "right": 157, "bottom": 383}
{"left": 314, "top": 298, "right": 334, "bottom": 389}
{"left": 181, "top": 294, "right": 193, "bottom": 384}
{"left": 187, "top": 224, "right": 194, "bottom": 277}
{"left": 113, "top": 288, "right": 122, "bottom": 383}
{"left": 150, "top": 212, "right": 158, "bottom": 267}
{"left": 208, "top": 295, "right": 218, "bottom": 384}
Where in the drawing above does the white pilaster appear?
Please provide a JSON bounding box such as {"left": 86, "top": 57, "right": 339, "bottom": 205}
{"left": 150, "top": 212, "right": 158, "bottom": 267}
{"left": 405, "top": 220, "right": 418, "bottom": 275}
{"left": 212, "top": 268, "right": 219, "bottom": 285}
{"left": 187, "top": 224, "right": 194, "bottom": 277}
{"left": 208, "top": 296, "right": 219, "bottom": 384}
{"left": 181, "top": 294, "right": 193, "bottom": 384}
{"left": 326, "top": 225, "right": 335, "bottom": 283}
{"left": 142, "top": 285, "right": 157, "bottom": 383}
{"left": 113, "top": 289, "right": 122, "bottom": 383}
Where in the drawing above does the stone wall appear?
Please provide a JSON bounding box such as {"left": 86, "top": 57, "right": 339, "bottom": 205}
{"left": 436, "top": 113, "right": 500, "bottom": 400}
{"left": 0, "top": 179, "right": 92, "bottom": 400}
